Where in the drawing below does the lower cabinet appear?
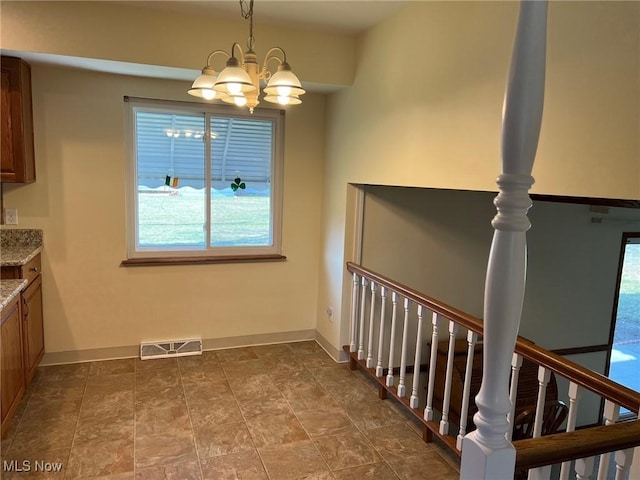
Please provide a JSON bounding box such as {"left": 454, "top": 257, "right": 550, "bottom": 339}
{"left": 1, "top": 296, "right": 25, "bottom": 436}
{"left": 22, "top": 274, "right": 44, "bottom": 384}
{"left": 0, "top": 253, "right": 45, "bottom": 437}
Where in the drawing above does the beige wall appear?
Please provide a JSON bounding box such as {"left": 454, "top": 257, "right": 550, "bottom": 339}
{"left": 1, "top": 1, "right": 333, "bottom": 358}
{"left": 360, "top": 186, "right": 639, "bottom": 351}
{"left": 2, "top": 1, "right": 639, "bottom": 360}
{"left": 0, "top": 1, "right": 355, "bottom": 90}
{"left": 3, "top": 64, "right": 325, "bottom": 355}
{"left": 319, "top": 1, "right": 640, "bottom": 352}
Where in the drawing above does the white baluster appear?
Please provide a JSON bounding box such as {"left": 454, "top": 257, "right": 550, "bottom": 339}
{"left": 366, "top": 281, "right": 376, "bottom": 368}
{"left": 358, "top": 277, "right": 367, "bottom": 360}
{"left": 532, "top": 367, "right": 550, "bottom": 438}
{"left": 528, "top": 467, "right": 551, "bottom": 480}
{"left": 410, "top": 305, "right": 425, "bottom": 408}
{"left": 397, "top": 298, "right": 411, "bottom": 398}
{"left": 576, "top": 457, "right": 595, "bottom": 480}
{"left": 614, "top": 448, "right": 634, "bottom": 480}
{"left": 386, "top": 292, "right": 398, "bottom": 388}
{"left": 526, "top": 367, "right": 552, "bottom": 480}
{"left": 457, "top": 330, "right": 478, "bottom": 450}
{"left": 350, "top": 272, "right": 358, "bottom": 353}
{"left": 424, "top": 312, "right": 439, "bottom": 421}
{"left": 560, "top": 382, "right": 583, "bottom": 480}
{"left": 439, "top": 320, "right": 459, "bottom": 435}
{"left": 507, "top": 353, "right": 523, "bottom": 441}
{"left": 375, "top": 286, "right": 387, "bottom": 377}
{"left": 461, "top": 2, "right": 548, "bottom": 478}
{"left": 596, "top": 400, "right": 621, "bottom": 480}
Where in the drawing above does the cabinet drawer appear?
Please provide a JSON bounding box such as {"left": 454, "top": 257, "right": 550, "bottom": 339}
{"left": 0, "top": 253, "right": 41, "bottom": 284}
{"left": 21, "top": 255, "right": 41, "bottom": 284}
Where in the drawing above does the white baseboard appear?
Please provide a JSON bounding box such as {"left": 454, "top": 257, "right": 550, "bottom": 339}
{"left": 40, "top": 329, "right": 319, "bottom": 366}
{"left": 315, "top": 330, "right": 350, "bottom": 363}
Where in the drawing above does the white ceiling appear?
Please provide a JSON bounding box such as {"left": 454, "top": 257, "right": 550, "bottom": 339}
{"left": 118, "top": 1, "right": 408, "bottom": 35}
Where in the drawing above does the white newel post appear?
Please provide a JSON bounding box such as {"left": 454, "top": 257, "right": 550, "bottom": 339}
{"left": 460, "top": 2, "right": 548, "bottom": 480}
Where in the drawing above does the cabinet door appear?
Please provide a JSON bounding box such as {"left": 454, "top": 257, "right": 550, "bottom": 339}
{"left": 0, "top": 56, "right": 35, "bottom": 183}
{"left": 22, "top": 274, "right": 44, "bottom": 383}
{"left": 1, "top": 298, "right": 25, "bottom": 429}
{"left": 1, "top": 67, "right": 15, "bottom": 174}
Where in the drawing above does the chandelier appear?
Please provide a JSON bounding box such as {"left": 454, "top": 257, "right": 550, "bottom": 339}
{"left": 187, "top": 0, "right": 305, "bottom": 113}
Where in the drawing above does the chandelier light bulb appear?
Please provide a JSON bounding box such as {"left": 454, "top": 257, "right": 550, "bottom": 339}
{"left": 227, "top": 82, "right": 242, "bottom": 95}
{"left": 263, "top": 62, "right": 305, "bottom": 107}
{"left": 201, "top": 89, "right": 216, "bottom": 100}
{"left": 276, "top": 86, "right": 292, "bottom": 97}
{"left": 234, "top": 96, "right": 248, "bottom": 107}
{"left": 188, "top": 66, "right": 219, "bottom": 100}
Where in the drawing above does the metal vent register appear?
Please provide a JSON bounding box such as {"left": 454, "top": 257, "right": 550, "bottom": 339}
{"left": 140, "top": 338, "right": 202, "bottom": 360}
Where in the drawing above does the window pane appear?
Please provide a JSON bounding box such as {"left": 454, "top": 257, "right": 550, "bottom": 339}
{"left": 135, "top": 111, "right": 206, "bottom": 247}
{"left": 209, "top": 117, "right": 273, "bottom": 247}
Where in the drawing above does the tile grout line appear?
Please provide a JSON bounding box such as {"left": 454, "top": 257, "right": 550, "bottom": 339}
{"left": 177, "top": 356, "right": 206, "bottom": 480}
{"left": 133, "top": 359, "right": 138, "bottom": 479}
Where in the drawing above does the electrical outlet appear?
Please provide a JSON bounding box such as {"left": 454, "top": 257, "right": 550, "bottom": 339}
{"left": 326, "top": 306, "right": 334, "bottom": 323}
{"left": 4, "top": 208, "right": 18, "bottom": 225}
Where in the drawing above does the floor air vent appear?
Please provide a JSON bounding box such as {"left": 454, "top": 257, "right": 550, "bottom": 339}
{"left": 140, "top": 338, "right": 202, "bottom": 360}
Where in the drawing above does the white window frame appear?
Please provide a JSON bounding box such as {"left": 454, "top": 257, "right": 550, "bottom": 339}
{"left": 124, "top": 97, "right": 284, "bottom": 261}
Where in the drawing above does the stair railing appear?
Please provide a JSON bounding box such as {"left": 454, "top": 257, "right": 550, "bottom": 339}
{"left": 345, "top": 261, "right": 640, "bottom": 480}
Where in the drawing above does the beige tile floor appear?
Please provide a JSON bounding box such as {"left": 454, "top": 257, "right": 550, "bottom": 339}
{"left": 0, "top": 341, "right": 460, "bottom": 480}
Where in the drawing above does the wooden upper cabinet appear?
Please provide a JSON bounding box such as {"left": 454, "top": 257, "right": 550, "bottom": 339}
{"left": 1, "top": 56, "right": 36, "bottom": 183}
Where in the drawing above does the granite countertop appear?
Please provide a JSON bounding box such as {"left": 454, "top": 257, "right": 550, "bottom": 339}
{"left": 1, "top": 228, "right": 43, "bottom": 266}
{"left": 0, "top": 229, "right": 44, "bottom": 312}
{"left": 1, "top": 245, "right": 43, "bottom": 266}
{"left": 0, "top": 279, "right": 28, "bottom": 312}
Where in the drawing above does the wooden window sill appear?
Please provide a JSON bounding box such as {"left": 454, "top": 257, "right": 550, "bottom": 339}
{"left": 120, "top": 254, "right": 286, "bottom": 267}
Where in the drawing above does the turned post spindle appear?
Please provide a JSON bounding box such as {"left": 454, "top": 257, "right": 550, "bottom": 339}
{"left": 614, "top": 448, "right": 634, "bottom": 480}
{"left": 461, "top": 2, "right": 548, "bottom": 478}
{"left": 425, "top": 311, "right": 440, "bottom": 421}
{"left": 507, "top": 353, "right": 524, "bottom": 441}
{"left": 560, "top": 382, "right": 583, "bottom": 480}
{"left": 397, "top": 298, "right": 411, "bottom": 398}
{"left": 358, "top": 277, "right": 368, "bottom": 360}
{"left": 386, "top": 292, "right": 399, "bottom": 387}
{"left": 596, "top": 400, "right": 621, "bottom": 480}
{"left": 350, "top": 272, "right": 358, "bottom": 353}
{"left": 375, "top": 286, "right": 387, "bottom": 377}
{"left": 366, "top": 281, "right": 376, "bottom": 368}
{"left": 527, "top": 367, "right": 552, "bottom": 480}
{"left": 410, "top": 305, "right": 425, "bottom": 408}
{"left": 457, "top": 330, "right": 479, "bottom": 450}
{"left": 440, "top": 320, "right": 459, "bottom": 435}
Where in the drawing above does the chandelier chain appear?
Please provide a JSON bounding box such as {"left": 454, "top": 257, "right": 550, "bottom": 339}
{"left": 240, "top": 0, "right": 256, "bottom": 51}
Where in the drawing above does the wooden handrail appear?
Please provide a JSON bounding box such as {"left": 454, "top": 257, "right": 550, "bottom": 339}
{"left": 347, "top": 261, "right": 640, "bottom": 414}
{"left": 515, "top": 341, "right": 640, "bottom": 414}
{"left": 515, "top": 420, "right": 640, "bottom": 470}
{"left": 346, "top": 262, "right": 485, "bottom": 335}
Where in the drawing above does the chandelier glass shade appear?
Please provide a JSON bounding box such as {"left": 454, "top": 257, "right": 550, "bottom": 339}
{"left": 187, "top": 0, "right": 305, "bottom": 113}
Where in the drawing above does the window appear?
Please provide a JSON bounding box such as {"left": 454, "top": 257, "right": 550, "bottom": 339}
{"left": 124, "top": 97, "right": 284, "bottom": 263}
